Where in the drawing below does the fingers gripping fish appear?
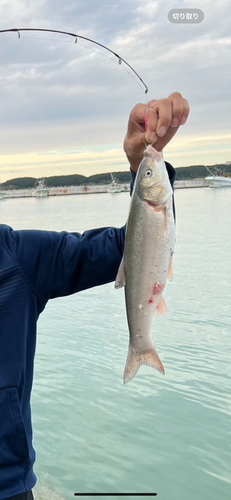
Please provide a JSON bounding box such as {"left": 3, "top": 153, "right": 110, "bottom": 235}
{"left": 115, "top": 145, "right": 175, "bottom": 384}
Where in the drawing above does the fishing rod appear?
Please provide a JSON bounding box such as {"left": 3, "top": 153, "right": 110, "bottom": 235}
{"left": 0, "top": 27, "right": 148, "bottom": 94}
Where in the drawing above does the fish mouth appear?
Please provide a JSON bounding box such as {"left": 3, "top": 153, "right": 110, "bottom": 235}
{"left": 143, "top": 149, "right": 155, "bottom": 160}
{"left": 143, "top": 149, "right": 152, "bottom": 158}
{"left": 143, "top": 145, "right": 163, "bottom": 162}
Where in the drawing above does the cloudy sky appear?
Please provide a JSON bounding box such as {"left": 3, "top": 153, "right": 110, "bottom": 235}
{"left": 0, "top": 0, "right": 230, "bottom": 181}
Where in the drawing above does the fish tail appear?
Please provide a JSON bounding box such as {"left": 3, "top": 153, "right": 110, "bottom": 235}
{"left": 123, "top": 346, "right": 165, "bottom": 384}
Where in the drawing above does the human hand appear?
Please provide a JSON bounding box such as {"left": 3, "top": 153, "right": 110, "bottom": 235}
{"left": 123, "top": 92, "right": 190, "bottom": 172}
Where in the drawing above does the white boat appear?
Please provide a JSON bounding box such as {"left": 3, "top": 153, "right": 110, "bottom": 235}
{"left": 205, "top": 175, "right": 231, "bottom": 188}
{"left": 205, "top": 165, "right": 231, "bottom": 188}
{"left": 108, "top": 175, "right": 122, "bottom": 194}
{"left": 32, "top": 179, "right": 50, "bottom": 197}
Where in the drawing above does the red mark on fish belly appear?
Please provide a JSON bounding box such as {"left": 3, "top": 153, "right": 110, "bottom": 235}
{"left": 153, "top": 283, "right": 164, "bottom": 295}
{"left": 148, "top": 282, "right": 164, "bottom": 305}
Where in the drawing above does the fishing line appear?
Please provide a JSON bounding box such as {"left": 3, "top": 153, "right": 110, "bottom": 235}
{"left": 0, "top": 28, "right": 148, "bottom": 94}
{"left": 13, "top": 34, "right": 147, "bottom": 93}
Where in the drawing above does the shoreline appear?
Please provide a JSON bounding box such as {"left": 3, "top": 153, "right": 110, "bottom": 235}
{"left": 0, "top": 179, "right": 210, "bottom": 200}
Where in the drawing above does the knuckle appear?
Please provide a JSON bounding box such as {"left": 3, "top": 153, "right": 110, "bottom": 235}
{"left": 130, "top": 103, "right": 144, "bottom": 119}
{"left": 170, "top": 91, "right": 183, "bottom": 99}
{"left": 147, "top": 99, "right": 157, "bottom": 106}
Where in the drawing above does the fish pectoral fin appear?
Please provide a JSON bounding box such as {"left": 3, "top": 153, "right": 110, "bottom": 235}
{"left": 153, "top": 294, "right": 167, "bottom": 316}
{"left": 167, "top": 258, "right": 173, "bottom": 281}
{"left": 115, "top": 256, "right": 125, "bottom": 288}
{"left": 123, "top": 346, "right": 165, "bottom": 384}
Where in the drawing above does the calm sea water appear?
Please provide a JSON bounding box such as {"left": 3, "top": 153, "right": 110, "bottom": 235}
{"left": 1, "top": 188, "right": 231, "bottom": 500}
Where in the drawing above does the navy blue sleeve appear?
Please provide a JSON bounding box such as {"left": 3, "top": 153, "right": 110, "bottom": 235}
{"left": 165, "top": 161, "right": 176, "bottom": 220}
{"left": 165, "top": 161, "right": 176, "bottom": 188}
{"left": 10, "top": 226, "right": 125, "bottom": 303}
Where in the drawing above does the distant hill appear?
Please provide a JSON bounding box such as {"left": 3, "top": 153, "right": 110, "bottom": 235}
{"left": 175, "top": 164, "right": 231, "bottom": 180}
{"left": 1, "top": 163, "right": 231, "bottom": 190}
{"left": 1, "top": 172, "right": 131, "bottom": 190}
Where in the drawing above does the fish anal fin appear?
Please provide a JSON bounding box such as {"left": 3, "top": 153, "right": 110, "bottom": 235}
{"left": 167, "top": 258, "right": 173, "bottom": 281}
{"left": 153, "top": 294, "right": 167, "bottom": 316}
{"left": 123, "top": 346, "right": 165, "bottom": 384}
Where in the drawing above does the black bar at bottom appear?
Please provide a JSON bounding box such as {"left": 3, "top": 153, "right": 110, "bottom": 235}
{"left": 74, "top": 494, "right": 157, "bottom": 497}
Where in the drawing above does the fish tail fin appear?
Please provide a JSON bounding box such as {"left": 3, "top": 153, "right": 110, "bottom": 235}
{"left": 123, "top": 346, "right": 165, "bottom": 384}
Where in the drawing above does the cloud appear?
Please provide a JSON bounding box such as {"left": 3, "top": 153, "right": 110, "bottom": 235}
{"left": 0, "top": 0, "right": 230, "bottom": 180}
{"left": 0, "top": 147, "right": 128, "bottom": 180}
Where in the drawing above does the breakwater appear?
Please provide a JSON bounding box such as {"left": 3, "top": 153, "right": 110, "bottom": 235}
{"left": 0, "top": 179, "right": 210, "bottom": 200}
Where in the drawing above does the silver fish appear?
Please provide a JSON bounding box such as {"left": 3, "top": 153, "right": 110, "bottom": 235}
{"left": 115, "top": 145, "right": 175, "bottom": 384}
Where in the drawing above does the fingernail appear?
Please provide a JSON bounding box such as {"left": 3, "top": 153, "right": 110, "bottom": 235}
{"left": 157, "top": 126, "right": 167, "bottom": 137}
{"left": 171, "top": 117, "right": 179, "bottom": 127}
{"left": 150, "top": 131, "right": 157, "bottom": 142}
{"left": 179, "top": 116, "right": 187, "bottom": 125}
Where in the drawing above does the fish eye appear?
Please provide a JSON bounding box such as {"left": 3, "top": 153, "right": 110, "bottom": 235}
{"left": 145, "top": 169, "right": 152, "bottom": 177}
